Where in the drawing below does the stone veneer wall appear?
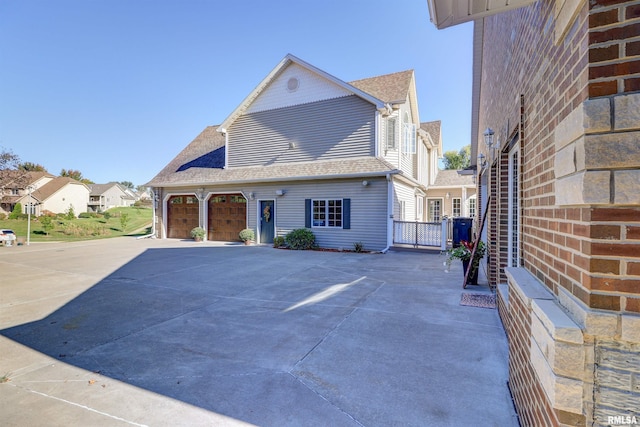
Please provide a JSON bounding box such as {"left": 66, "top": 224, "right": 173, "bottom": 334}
{"left": 481, "top": 0, "right": 640, "bottom": 426}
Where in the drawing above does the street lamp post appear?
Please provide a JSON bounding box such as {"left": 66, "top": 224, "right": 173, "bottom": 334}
{"left": 27, "top": 185, "right": 33, "bottom": 246}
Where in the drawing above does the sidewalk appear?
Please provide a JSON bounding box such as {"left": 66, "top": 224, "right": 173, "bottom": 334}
{"left": 0, "top": 238, "right": 518, "bottom": 426}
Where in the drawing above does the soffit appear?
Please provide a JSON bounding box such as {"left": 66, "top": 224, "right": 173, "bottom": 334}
{"left": 427, "top": 0, "right": 536, "bottom": 29}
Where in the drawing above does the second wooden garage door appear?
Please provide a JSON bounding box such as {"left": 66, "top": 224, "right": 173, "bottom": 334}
{"left": 208, "top": 194, "right": 247, "bottom": 241}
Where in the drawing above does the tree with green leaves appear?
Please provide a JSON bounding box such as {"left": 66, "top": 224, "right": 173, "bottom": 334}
{"left": 60, "top": 169, "right": 94, "bottom": 185}
{"left": 9, "top": 203, "right": 23, "bottom": 219}
{"left": 120, "top": 213, "right": 129, "bottom": 231}
{"left": 19, "top": 162, "right": 47, "bottom": 172}
{"left": 442, "top": 145, "right": 471, "bottom": 170}
{"left": 119, "top": 181, "right": 134, "bottom": 190}
{"left": 65, "top": 204, "right": 76, "bottom": 220}
{"left": 40, "top": 216, "right": 54, "bottom": 235}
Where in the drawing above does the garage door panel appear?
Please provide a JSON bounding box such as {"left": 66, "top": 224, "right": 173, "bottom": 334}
{"left": 167, "top": 196, "right": 199, "bottom": 239}
{"left": 208, "top": 194, "right": 247, "bottom": 241}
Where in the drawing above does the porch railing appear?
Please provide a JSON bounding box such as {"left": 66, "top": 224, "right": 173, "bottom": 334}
{"left": 393, "top": 220, "right": 448, "bottom": 250}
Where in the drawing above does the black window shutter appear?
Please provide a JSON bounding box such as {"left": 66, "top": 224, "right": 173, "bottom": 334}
{"left": 343, "top": 198, "right": 351, "bottom": 229}
{"left": 305, "top": 199, "right": 311, "bottom": 228}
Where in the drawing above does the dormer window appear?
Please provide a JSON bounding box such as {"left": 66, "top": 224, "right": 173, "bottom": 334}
{"left": 402, "top": 112, "right": 416, "bottom": 154}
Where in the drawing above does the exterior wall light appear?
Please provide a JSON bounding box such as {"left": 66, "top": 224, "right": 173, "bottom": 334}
{"left": 484, "top": 128, "right": 495, "bottom": 149}
{"left": 275, "top": 189, "right": 285, "bottom": 196}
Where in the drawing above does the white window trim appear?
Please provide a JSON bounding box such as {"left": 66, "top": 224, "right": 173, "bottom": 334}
{"left": 312, "top": 198, "right": 344, "bottom": 228}
{"left": 508, "top": 140, "right": 521, "bottom": 268}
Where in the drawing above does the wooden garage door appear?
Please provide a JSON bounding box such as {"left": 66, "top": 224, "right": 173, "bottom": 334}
{"left": 167, "top": 196, "right": 199, "bottom": 239}
{"left": 208, "top": 194, "right": 247, "bottom": 241}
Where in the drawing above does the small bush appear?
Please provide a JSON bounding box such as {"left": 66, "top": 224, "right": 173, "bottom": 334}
{"left": 239, "top": 228, "right": 255, "bottom": 242}
{"left": 285, "top": 228, "right": 315, "bottom": 250}
{"left": 78, "top": 212, "right": 98, "bottom": 219}
{"left": 190, "top": 227, "right": 205, "bottom": 240}
{"left": 9, "top": 203, "right": 23, "bottom": 219}
{"left": 273, "top": 236, "right": 285, "bottom": 248}
{"left": 0, "top": 213, "right": 6, "bottom": 220}
{"left": 353, "top": 242, "right": 364, "bottom": 253}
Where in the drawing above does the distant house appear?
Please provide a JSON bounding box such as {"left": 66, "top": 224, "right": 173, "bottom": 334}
{"left": 88, "top": 183, "right": 136, "bottom": 212}
{"left": 0, "top": 171, "right": 89, "bottom": 217}
{"left": 425, "top": 169, "right": 476, "bottom": 221}
{"left": 148, "top": 54, "right": 442, "bottom": 249}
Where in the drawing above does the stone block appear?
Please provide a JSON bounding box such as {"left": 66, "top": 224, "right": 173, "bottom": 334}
{"left": 555, "top": 143, "right": 576, "bottom": 178}
{"left": 555, "top": 105, "right": 584, "bottom": 151}
{"left": 614, "top": 170, "right": 640, "bottom": 205}
{"left": 621, "top": 314, "right": 640, "bottom": 343}
{"left": 615, "top": 93, "right": 640, "bottom": 131}
{"left": 584, "top": 98, "right": 612, "bottom": 133}
{"left": 581, "top": 131, "right": 640, "bottom": 170}
{"left": 556, "top": 171, "right": 610, "bottom": 206}
{"left": 557, "top": 287, "right": 619, "bottom": 337}
{"left": 532, "top": 299, "right": 584, "bottom": 344}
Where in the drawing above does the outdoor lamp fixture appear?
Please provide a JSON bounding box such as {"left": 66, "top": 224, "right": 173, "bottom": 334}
{"left": 249, "top": 192, "right": 255, "bottom": 200}
{"left": 478, "top": 153, "right": 487, "bottom": 170}
{"left": 484, "top": 128, "right": 495, "bottom": 150}
{"left": 275, "top": 189, "right": 285, "bottom": 196}
{"left": 362, "top": 180, "right": 369, "bottom": 187}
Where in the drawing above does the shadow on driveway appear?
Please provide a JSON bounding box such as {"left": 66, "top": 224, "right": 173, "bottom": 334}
{"left": 1, "top": 242, "right": 518, "bottom": 426}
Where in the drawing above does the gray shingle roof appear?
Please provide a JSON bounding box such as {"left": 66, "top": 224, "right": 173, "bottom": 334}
{"left": 421, "top": 120, "right": 441, "bottom": 144}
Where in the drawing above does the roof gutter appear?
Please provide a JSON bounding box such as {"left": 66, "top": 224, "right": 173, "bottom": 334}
{"left": 149, "top": 169, "right": 402, "bottom": 188}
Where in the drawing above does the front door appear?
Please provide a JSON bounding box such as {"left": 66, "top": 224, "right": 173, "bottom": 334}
{"left": 259, "top": 200, "right": 275, "bottom": 244}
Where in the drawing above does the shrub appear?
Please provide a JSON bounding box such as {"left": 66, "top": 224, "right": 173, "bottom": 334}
{"left": 119, "top": 213, "right": 129, "bottom": 231}
{"left": 285, "top": 228, "right": 315, "bottom": 250}
{"left": 9, "top": 203, "right": 23, "bottom": 219}
{"left": 273, "top": 236, "right": 285, "bottom": 248}
{"left": 0, "top": 213, "right": 5, "bottom": 220}
{"left": 353, "top": 242, "right": 364, "bottom": 253}
{"left": 65, "top": 204, "right": 76, "bottom": 220}
{"left": 190, "top": 227, "right": 205, "bottom": 240}
{"left": 239, "top": 228, "right": 255, "bottom": 242}
{"left": 78, "top": 212, "right": 98, "bottom": 219}
{"left": 40, "top": 216, "right": 54, "bottom": 235}
{"left": 103, "top": 211, "right": 112, "bottom": 220}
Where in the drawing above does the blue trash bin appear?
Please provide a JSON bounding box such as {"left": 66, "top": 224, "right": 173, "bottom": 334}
{"left": 452, "top": 217, "right": 473, "bottom": 247}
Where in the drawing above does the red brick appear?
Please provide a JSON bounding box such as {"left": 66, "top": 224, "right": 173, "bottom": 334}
{"left": 626, "top": 297, "right": 640, "bottom": 313}
{"left": 590, "top": 22, "right": 640, "bottom": 44}
{"left": 591, "top": 0, "right": 627, "bottom": 7}
{"left": 591, "top": 225, "right": 621, "bottom": 239}
{"left": 627, "top": 226, "right": 640, "bottom": 240}
{"left": 591, "top": 242, "right": 640, "bottom": 257}
{"left": 628, "top": 262, "right": 640, "bottom": 276}
{"left": 626, "top": 77, "right": 640, "bottom": 92}
{"left": 589, "top": 293, "right": 621, "bottom": 310}
{"left": 626, "top": 3, "right": 640, "bottom": 19}
{"left": 591, "top": 258, "right": 620, "bottom": 274}
{"left": 590, "top": 44, "right": 619, "bottom": 62}
{"left": 628, "top": 40, "right": 640, "bottom": 57}
{"left": 591, "top": 207, "right": 640, "bottom": 222}
{"left": 589, "top": 80, "right": 618, "bottom": 97}
{"left": 590, "top": 8, "right": 619, "bottom": 27}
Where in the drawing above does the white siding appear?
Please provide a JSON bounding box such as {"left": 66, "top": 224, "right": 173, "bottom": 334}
{"left": 42, "top": 183, "right": 90, "bottom": 216}
{"left": 393, "top": 181, "right": 416, "bottom": 221}
{"left": 247, "top": 63, "right": 353, "bottom": 114}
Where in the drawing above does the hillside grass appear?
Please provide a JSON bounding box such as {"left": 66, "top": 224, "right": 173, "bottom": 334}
{"left": 0, "top": 206, "right": 153, "bottom": 242}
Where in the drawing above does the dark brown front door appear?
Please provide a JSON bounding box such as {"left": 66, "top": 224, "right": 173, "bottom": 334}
{"left": 208, "top": 194, "right": 247, "bottom": 241}
{"left": 167, "top": 195, "right": 199, "bottom": 239}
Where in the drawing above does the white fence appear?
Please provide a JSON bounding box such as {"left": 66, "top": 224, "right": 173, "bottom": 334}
{"left": 393, "top": 220, "right": 447, "bottom": 250}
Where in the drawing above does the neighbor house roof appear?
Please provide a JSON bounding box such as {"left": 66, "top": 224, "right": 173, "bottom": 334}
{"left": 147, "top": 125, "right": 401, "bottom": 187}
{"left": 432, "top": 169, "right": 475, "bottom": 187}
{"left": 349, "top": 70, "right": 414, "bottom": 105}
{"left": 88, "top": 182, "right": 128, "bottom": 196}
{"left": 31, "top": 177, "right": 89, "bottom": 202}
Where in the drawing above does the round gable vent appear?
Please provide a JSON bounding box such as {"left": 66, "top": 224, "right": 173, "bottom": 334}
{"left": 287, "top": 77, "right": 300, "bottom": 92}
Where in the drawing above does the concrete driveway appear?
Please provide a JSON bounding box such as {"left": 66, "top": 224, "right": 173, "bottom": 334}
{"left": 0, "top": 238, "right": 518, "bottom": 426}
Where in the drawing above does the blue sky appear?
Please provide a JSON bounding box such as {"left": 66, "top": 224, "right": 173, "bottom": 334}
{"left": 0, "top": 0, "right": 473, "bottom": 186}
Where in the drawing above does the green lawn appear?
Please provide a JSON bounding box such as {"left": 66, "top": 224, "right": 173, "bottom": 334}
{"left": 1, "top": 206, "right": 153, "bottom": 242}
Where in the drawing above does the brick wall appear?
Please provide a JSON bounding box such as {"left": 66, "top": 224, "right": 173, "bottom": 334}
{"left": 479, "top": 0, "right": 640, "bottom": 425}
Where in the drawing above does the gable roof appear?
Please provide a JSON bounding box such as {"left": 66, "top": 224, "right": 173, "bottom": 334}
{"left": 0, "top": 170, "right": 54, "bottom": 188}
{"left": 349, "top": 70, "right": 414, "bottom": 105}
{"left": 217, "top": 54, "right": 389, "bottom": 133}
{"left": 31, "top": 177, "right": 89, "bottom": 202}
{"left": 432, "top": 169, "right": 475, "bottom": 187}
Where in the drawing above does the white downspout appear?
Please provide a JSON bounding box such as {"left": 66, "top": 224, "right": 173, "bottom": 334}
{"left": 137, "top": 187, "right": 157, "bottom": 239}
{"left": 382, "top": 173, "right": 394, "bottom": 253}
